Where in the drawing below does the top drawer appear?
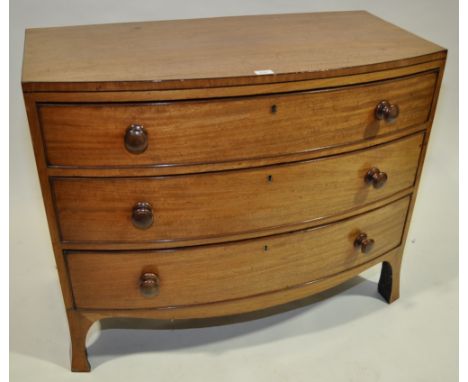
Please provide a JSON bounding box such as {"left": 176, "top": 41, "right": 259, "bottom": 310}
{"left": 39, "top": 72, "right": 436, "bottom": 168}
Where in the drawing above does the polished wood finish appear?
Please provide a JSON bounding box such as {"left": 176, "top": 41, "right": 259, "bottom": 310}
{"left": 139, "top": 273, "right": 160, "bottom": 298}
{"left": 39, "top": 72, "right": 435, "bottom": 168}
{"left": 57, "top": 189, "right": 413, "bottom": 251}
{"left": 21, "top": 12, "right": 446, "bottom": 372}
{"left": 32, "top": 61, "right": 442, "bottom": 180}
{"left": 66, "top": 310, "right": 93, "bottom": 372}
{"left": 22, "top": 12, "right": 445, "bottom": 92}
{"left": 66, "top": 246, "right": 404, "bottom": 373}
{"left": 354, "top": 233, "right": 375, "bottom": 254}
{"left": 27, "top": 60, "right": 443, "bottom": 103}
{"left": 23, "top": 96, "right": 75, "bottom": 309}
{"left": 67, "top": 197, "right": 409, "bottom": 309}
{"left": 365, "top": 167, "right": 389, "bottom": 189}
{"left": 375, "top": 100, "right": 400, "bottom": 123}
{"left": 77, "top": 247, "right": 404, "bottom": 321}
{"left": 131, "top": 202, "right": 154, "bottom": 230}
{"left": 53, "top": 134, "right": 423, "bottom": 245}
{"left": 124, "top": 124, "right": 148, "bottom": 154}
{"left": 47, "top": 123, "right": 430, "bottom": 179}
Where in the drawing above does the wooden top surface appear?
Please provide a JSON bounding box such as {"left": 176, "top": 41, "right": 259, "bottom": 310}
{"left": 22, "top": 11, "right": 445, "bottom": 92}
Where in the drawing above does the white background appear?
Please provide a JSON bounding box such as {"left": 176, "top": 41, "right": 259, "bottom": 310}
{"left": 9, "top": 1, "right": 458, "bottom": 381}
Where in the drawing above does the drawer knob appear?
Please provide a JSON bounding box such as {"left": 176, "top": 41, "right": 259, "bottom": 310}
{"left": 132, "top": 202, "right": 154, "bottom": 229}
{"left": 354, "top": 233, "right": 375, "bottom": 254}
{"left": 365, "top": 167, "right": 388, "bottom": 189}
{"left": 139, "top": 272, "right": 160, "bottom": 297}
{"left": 125, "top": 124, "right": 148, "bottom": 154}
{"left": 375, "top": 100, "right": 399, "bottom": 123}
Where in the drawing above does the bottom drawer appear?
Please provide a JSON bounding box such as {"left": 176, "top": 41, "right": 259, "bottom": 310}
{"left": 67, "top": 197, "right": 410, "bottom": 309}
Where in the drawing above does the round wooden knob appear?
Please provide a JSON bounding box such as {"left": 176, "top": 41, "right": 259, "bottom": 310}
{"left": 132, "top": 202, "right": 153, "bottom": 229}
{"left": 365, "top": 167, "right": 388, "bottom": 189}
{"left": 354, "top": 233, "right": 375, "bottom": 254}
{"left": 125, "top": 124, "right": 148, "bottom": 154}
{"left": 375, "top": 100, "right": 399, "bottom": 123}
{"left": 139, "top": 272, "right": 160, "bottom": 297}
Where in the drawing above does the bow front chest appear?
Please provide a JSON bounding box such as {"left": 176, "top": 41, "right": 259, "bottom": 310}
{"left": 22, "top": 11, "right": 446, "bottom": 372}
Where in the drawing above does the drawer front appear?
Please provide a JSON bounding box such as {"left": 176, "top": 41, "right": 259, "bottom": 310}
{"left": 67, "top": 197, "right": 410, "bottom": 309}
{"left": 40, "top": 72, "right": 436, "bottom": 167}
{"left": 53, "top": 134, "right": 422, "bottom": 244}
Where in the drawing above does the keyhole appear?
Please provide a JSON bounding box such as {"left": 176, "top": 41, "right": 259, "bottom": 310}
{"left": 267, "top": 175, "right": 273, "bottom": 182}
{"left": 264, "top": 245, "right": 269, "bottom": 252}
{"left": 271, "top": 104, "right": 277, "bottom": 114}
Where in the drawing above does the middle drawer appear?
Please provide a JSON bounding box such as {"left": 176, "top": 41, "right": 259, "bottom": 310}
{"left": 53, "top": 133, "right": 423, "bottom": 245}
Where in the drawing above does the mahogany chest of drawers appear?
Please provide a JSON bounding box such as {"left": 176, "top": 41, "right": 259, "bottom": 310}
{"left": 22, "top": 11, "right": 446, "bottom": 372}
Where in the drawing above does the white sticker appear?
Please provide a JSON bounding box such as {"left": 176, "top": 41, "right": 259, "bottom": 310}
{"left": 254, "top": 69, "right": 275, "bottom": 75}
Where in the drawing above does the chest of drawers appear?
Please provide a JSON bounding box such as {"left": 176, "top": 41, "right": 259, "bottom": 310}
{"left": 22, "top": 11, "right": 446, "bottom": 372}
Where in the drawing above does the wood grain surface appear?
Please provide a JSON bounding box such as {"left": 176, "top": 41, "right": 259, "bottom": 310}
{"left": 39, "top": 72, "right": 436, "bottom": 168}
{"left": 28, "top": 61, "right": 444, "bottom": 103}
{"left": 22, "top": 12, "right": 446, "bottom": 92}
{"left": 67, "top": 197, "right": 409, "bottom": 309}
{"left": 56, "top": 190, "right": 412, "bottom": 251}
{"left": 20, "top": 11, "right": 447, "bottom": 372}
{"left": 76, "top": 248, "right": 403, "bottom": 321}
{"left": 53, "top": 133, "right": 423, "bottom": 245}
